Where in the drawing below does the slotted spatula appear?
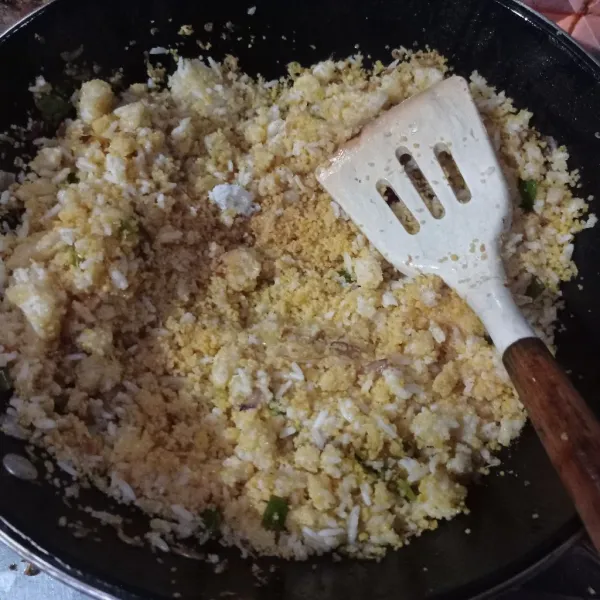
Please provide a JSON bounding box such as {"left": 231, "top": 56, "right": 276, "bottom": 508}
{"left": 317, "top": 75, "right": 600, "bottom": 551}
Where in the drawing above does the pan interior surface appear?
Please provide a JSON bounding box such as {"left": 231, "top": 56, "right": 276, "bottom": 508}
{"left": 0, "top": 0, "right": 599, "bottom": 598}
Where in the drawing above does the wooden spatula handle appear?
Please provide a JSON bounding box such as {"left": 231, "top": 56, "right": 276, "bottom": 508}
{"left": 503, "top": 337, "right": 600, "bottom": 551}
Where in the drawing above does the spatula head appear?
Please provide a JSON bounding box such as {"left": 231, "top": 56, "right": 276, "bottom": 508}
{"left": 317, "top": 75, "right": 511, "bottom": 289}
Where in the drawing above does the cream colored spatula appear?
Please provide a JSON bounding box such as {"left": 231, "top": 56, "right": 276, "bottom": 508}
{"left": 317, "top": 75, "right": 600, "bottom": 551}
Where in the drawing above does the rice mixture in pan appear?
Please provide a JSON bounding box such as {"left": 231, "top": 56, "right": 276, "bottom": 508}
{"left": 0, "top": 49, "right": 594, "bottom": 559}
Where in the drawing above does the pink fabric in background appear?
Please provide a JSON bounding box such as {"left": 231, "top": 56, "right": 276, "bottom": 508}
{"left": 523, "top": 0, "right": 600, "bottom": 51}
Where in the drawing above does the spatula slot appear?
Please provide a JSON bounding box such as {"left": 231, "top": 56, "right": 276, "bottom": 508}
{"left": 395, "top": 148, "right": 446, "bottom": 219}
{"left": 376, "top": 180, "right": 420, "bottom": 235}
{"left": 434, "top": 143, "right": 472, "bottom": 203}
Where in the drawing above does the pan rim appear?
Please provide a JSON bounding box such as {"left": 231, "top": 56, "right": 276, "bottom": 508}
{"left": 0, "top": 0, "right": 57, "bottom": 41}
{"left": 498, "top": 0, "right": 600, "bottom": 71}
{"left": 0, "top": 514, "right": 582, "bottom": 600}
{"left": 0, "top": 515, "right": 121, "bottom": 600}
{"left": 0, "top": 0, "right": 595, "bottom": 598}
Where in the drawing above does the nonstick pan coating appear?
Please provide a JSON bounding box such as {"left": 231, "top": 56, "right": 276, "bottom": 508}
{"left": 0, "top": 0, "right": 600, "bottom": 598}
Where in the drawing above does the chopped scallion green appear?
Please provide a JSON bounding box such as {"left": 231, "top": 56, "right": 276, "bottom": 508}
{"left": 34, "top": 93, "right": 71, "bottom": 127}
{"left": 262, "top": 495, "right": 289, "bottom": 531}
{"left": 201, "top": 508, "right": 222, "bottom": 535}
{"left": 0, "top": 367, "right": 12, "bottom": 392}
{"left": 119, "top": 218, "right": 138, "bottom": 240}
{"left": 397, "top": 479, "right": 417, "bottom": 502}
{"left": 338, "top": 269, "right": 354, "bottom": 283}
{"left": 518, "top": 178, "right": 537, "bottom": 212}
{"left": 69, "top": 247, "right": 82, "bottom": 267}
{"left": 268, "top": 402, "right": 286, "bottom": 417}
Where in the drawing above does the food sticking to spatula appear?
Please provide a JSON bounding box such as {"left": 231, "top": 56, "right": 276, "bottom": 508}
{"left": 317, "top": 75, "right": 600, "bottom": 551}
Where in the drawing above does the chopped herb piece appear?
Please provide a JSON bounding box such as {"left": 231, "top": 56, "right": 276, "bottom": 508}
{"left": 262, "top": 495, "right": 289, "bottom": 531}
{"left": 268, "top": 402, "right": 286, "bottom": 416}
{"left": 67, "top": 172, "right": 78, "bottom": 184}
{"left": 338, "top": 269, "right": 354, "bottom": 283}
{"left": 69, "top": 247, "right": 82, "bottom": 267}
{"left": 34, "top": 93, "right": 71, "bottom": 127}
{"left": 397, "top": 479, "right": 417, "bottom": 502}
{"left": 518, "top": 178, "right": 537, "bottom": 212}
{"left": 525, "top": 276, "right": 545, "bottom": 299}
{"left": 119, "top": 218, "right": 138, "bottom": 240}
{"left": 201, "top": 508, "right": 222, "bottom": 535}
{"left": 0, "top": 367, "right": 12, "bottom": 392}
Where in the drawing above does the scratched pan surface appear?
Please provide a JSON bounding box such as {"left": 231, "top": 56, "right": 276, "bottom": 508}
{"left": 0, "top": 0, "right": 600, "bottom": 598}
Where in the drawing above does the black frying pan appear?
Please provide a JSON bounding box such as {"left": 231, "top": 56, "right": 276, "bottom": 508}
{"left": 1, "top": 0, "right": 600, "bottom": 598}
